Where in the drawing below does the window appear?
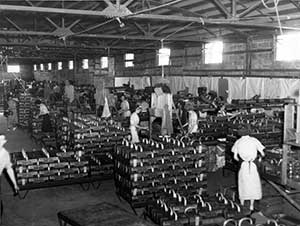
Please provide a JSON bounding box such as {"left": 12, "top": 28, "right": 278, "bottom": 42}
{"left": 125, "top": 53, "right": 134, "bottom": 67}
{"left": 48, "top": 63, "right": 52, "bottom": 71}
{"left": 40, "top": 63, "right": 44, "bottom": 71}
{"left": 7, "top": 65, "right": 20, "bottom": 73}
{"left": 158, "top": 48, "right": 171, "bottom": 66}
{"left": 101, "top": 57, "right": 108, "bottom": 69}
{"left": 82, "top": 59, "right": 89, "bottom": 69}
{"left": 34, "top": 64, "right": 37, "bottom": 71}
{"left": 276, "top": 33, "right": 300, "bottom": 61}
{"left": 69, "top": 60, "right": 74, "bottom": 70}
{"left": 204, "top": 41, "right": 223, "bottom": 64}
{"left": 58, "top": 62, "right": 62, "bottom": 70}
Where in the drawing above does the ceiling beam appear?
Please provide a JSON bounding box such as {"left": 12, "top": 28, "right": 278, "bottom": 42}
{"left": 212, "top": 0, "right": 231, "bottom": 18}
{"left": 151, "top": 24, "right": 170, "bottom": 36}
{"left": 103, "top": 0, "right": 114, "bottom": 8}
{"left": 202, "top": 26, "right": 218, "bottom": 38}
{"left": 232, "top": 0, "right": 237, "bottom": 17}
{"left": 225, "top": 26, "right": 249, "bottom": 38}
{"left": 288, "top": 0, "right": 300, "bottom": 10}
{"left": 124, "top": 0, "right": 135, "bottom": 7}
{"left": 0, "top": 40, "right": 158, "bottom": 50}
{"left": 44, "top": 17, "right": 60, "bottom": 29}
{"left": 237, "top": 0, "right": 264, "bottom": 18}
{"left": 5, "top": 17, "right": 23, "bottom": 31}
{"left": 25, "top": 0, "right": 60, "bottom": 30}
{"left": 149, "top": 0, "right": 203, "bottom": 17}
{"left": 133, "top": 22, "right": 147, "bottom": 35}
{"left": 238, "top": 2, "right": 274, "bottom": 22}
{"left": 0, "top": 30, "right": 202, "bottom": 42}
{"left": 1, "top": 4, "right": 300, "bottom": 31}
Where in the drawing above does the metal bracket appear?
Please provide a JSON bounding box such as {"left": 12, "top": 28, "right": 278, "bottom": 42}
{"left": 17, "top": 190, "right": 30, "bottom": 199}
{"left": 91, "top": 181, "right": 101, "bottom": 190}
{"left": 79, "top": 183, "right": 90, "bottom": 191}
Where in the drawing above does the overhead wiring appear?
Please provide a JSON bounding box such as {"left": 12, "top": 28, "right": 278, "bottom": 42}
{"left": 261, "top": 0, "right": 283, "bottom": 34}
{"left": 69, "top": 0, "right": 185, "bottom": 38}
{"left": 125, "top": 0, "right": 186, "bottom": 17}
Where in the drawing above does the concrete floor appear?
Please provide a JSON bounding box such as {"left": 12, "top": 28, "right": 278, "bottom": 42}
{"left": 0, "top": 113, "right": 236, "bottom": 226}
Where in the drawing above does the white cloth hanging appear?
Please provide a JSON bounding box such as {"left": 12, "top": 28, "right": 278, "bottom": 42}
{"left": 232, "top": 135, "right": 265, "bottom": 201}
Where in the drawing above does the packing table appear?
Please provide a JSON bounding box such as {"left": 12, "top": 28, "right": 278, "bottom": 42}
{"left": 57, "top": 202, "right": 154, "bottom": 226}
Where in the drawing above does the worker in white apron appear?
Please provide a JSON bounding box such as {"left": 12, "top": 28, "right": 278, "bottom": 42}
{"left": 231, "top": 135, "right": 265, "bottom": 211}
{"left": 188, "top": 109, "right": 198, "bottom": 134}
{"left": 130, "top": 106, "right": 145, "bottom": 143}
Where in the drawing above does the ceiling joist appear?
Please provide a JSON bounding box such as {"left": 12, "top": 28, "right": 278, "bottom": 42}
{"left": 0, "top": 30, "right": 203, "bottom": 42}
{"left": 0, "top": 4, "right": 299, "bottom": 32}
{"left": 237, "top": 0, "right": 265, "bottom": 18}
{"left": 212, "top": 0, "right": 231, "bottom": 18}
{"left": 1, "top": 0, "right": 300, "bottom": 61}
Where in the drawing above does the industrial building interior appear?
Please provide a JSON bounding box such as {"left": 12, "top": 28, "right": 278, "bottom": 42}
{"left": 1, "top": 0, "right": 300, "bottom": 226}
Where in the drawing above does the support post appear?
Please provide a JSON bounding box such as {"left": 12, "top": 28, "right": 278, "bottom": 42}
{"left": 232, "top": 0, "right": 237, "bottom": 18}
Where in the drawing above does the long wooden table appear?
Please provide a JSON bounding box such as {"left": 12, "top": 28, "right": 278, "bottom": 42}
{"left": 57, "top": 202, "right": 155, "bottom": 226}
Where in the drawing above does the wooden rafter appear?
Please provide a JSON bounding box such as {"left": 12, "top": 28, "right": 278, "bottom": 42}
{"left": 149, "top": 0, "right": 202, "bottom": 17}
{"left": 232, "top": 0, "right": 237, "bottom": 17}
{"left": 202, "top": 26, "right": 218, "bottom": 38}
{"left": 103, "top": 0, "right": 114, "bottom": 7}
{"left": 0, "top": 30, "right": 203, "bottom": 42}
{"left": 124, "top": 0, "right": 135, "bottom": 7}
{"left": 238, "top": 1, "right": 274, "bottom": 22}
{"left": 225, "top": 26, "right": 249, "bottom": 38}
{"left": 237, "top": 0, "right": 265, "bottom": 18}
{"left": 212, "top": 0, "right": 231, "bottom": 18}
{"left": 151, "top": 25, "right": 169, "bottom": 36}
{"left": 0, "top": 39, "right": 157, "bottom": 50}
{"left": 5, "top": 17, "right": 23, "bottom": 31}
{"left": 1, "top": 3, "right": 297, "bottom": 32}
{"left": 133, "top": 22, "right": 147, "bottom": 35}
{"left": 45, "top": 17, "right": 60, "bottom": 29}
{"left": 288, "top": 0, "right": 300, "bottom": 10}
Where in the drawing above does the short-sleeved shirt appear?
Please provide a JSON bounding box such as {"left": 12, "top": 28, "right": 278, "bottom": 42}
{"left": 40, "top": 103, "right": 49, "bottom": 115}
{"left": 53, "top": 85, "right": 60, "bottom": 93}
{"left": 188, "top": 110, "right": 198, "bottom": 133}
{"left": 64, "top": 85, "right": 74, "bottom": 103}
{"left": 232, "top": 135, "right": 265, "bottom": 162}
{"left": 120, "top": 100, "right": 131, "bottom": 118}
{"left": 130, "top": 112, "right": 140, "bottom": 127}
{"left": 0, "top": 149, "right": 12, "bottom": 174}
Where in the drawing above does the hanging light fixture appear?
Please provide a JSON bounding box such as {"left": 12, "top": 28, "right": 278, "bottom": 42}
{"left": 158, "top": 40, "right": 171, "bottom": 66}
{"left": 116, "top": 17, "right": 125, "bottom": 28}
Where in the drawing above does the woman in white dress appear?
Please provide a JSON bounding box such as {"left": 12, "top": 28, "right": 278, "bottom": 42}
{"left": 130, "top": 107, "right": 146, "bottom": 143}
{"left": 188, "top": 110, "right": 198, "bottom": 134}
{"left": 119, "top": 95, "right": 131, "bottom": 118}
{"left": 231, "top": 135, "right": 265, "bottom": 210}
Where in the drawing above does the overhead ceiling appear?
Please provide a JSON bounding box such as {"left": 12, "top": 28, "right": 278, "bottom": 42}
{"left": 1, "top": 0, "right": 300, "bottom": 63}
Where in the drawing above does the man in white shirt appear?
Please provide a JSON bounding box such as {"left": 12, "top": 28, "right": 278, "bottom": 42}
{"left": 64, "top": 80, "right": 74, "bottom": 103}
{"left": 119, "top": 95, "right": 131, "bottom": 118}
{"left": 35, "top": 100, "right": 52, "bottom": 132}
{"left": 187, "top": 109, "right": 198, "bottom": 134}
